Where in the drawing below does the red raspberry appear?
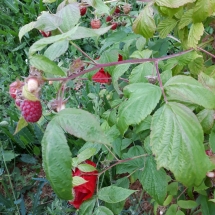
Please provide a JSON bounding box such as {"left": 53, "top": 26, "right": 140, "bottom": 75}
{"left": 20, "top": 100, "right": 42, "bottom": 123}
{"left": 111, "top": 22, "right": 118, "bottom": 30}
{"left": 106, "top": 16, "right": 113, "bottom": 22}
{"left": 9, "top": 80, "right": 24, "bottom": 99}
{"left": 39, "top": 30, "right": 51, "bottom": 37}
{"left": 91, "top": 19, "right": 101, "bottom": 29}
{"left": 118, "top": 54, "right": 123, "bottom": 61}
{"left": 114, "top": 6, "right": 121, "bottom": 14}
{"left": 80, "top": 6, "right": 87, "bottom": 16}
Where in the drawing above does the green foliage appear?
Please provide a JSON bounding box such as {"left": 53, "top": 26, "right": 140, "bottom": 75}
{"left": 3, "top": 0, "right": 215, "bottom": 214}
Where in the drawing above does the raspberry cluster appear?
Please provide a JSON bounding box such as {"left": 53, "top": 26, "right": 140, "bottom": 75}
{"left": 9, "top": 67, "right": 43, "bottom": 123}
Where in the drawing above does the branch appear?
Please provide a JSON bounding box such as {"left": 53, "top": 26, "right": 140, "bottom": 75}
{"left": 45, "top": 49, "right": 193, "bottom": 82}
{"left": 155, "top": 60, "right": 168, "bottom": 103}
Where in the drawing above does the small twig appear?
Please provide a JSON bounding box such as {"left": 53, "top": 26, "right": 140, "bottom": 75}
{"left": 177, "top": 187, "right": 188, "bottom": 200}
{"left": 155, "top": 60, "right": 168, "bottom": 103}
{"left": 70, "top": 41, "right": 97, "bottom": 64}
{"left": 98, "top": 153, "right": 148, "bottom": 176}
{"left": 197, "top": 47, "right": 215, "bottom": 59}
{"left": 45, "top": 49, "right": 193, "bottom": 82}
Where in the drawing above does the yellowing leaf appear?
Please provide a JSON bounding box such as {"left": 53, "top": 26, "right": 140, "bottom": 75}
{"left": 132, "top": 5, "right": 156, "bottom": 38}
{"left": 157, "top": 18, "right": 178, "bottom": 38}
{"left": 178, "top": 9, "right": 193, "bottom": 29}
{"left": 155, "top": 0, "right": 196, "bottom": 8}
{"left": 188, "top": 22, "right": 204, "bottom": 48}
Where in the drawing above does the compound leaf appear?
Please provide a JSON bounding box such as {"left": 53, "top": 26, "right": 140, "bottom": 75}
{"left": 151, "top": 102, "right": 214, "bottom": 187}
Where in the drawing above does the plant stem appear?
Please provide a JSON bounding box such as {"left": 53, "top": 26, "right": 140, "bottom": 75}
{"left": 197, "top": 47, "right": 215, "bottom": 59}
{"left": 98, "top": 153, "right": 148, "bottom": 176}
{"left": 155, "top": 60, "right": 168, "bottom": 103}
{"left": 45, "top": 49, "right": 193, "bottom": 82}
{"left": 70, "top": 41, "right": 97, "bottom": 64}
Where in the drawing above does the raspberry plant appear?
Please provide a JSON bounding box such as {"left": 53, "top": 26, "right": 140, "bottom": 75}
{"left": 7, "top": 0, "right": 215, "bottom": 214}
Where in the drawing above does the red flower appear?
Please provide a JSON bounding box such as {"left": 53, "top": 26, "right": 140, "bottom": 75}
{"left": 92, "top": 68, "right": 111, "bottom": 83}
{"left": 68, "top": 160, "right": 98, "bottom": 209}
{"left": 92, "top": 55, "right": 122, "bottom": 84}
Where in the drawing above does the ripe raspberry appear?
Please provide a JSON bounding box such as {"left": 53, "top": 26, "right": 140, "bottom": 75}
{"left": 39, "top": 30, "right": 51, "bottom": 37}
{"left": 20, "top": 100, "right": 42, "bottom": 123}
{"left": 114, "top": 6, "right": 121, "bottom": 14}
{"left": 111, "top": 22, "right": 118, "bottom": 30}
{"left": 80, "top": 6, "right": 87, "bottom": 16}
{"left": 9, "top": 80, "right": 24, "bottom": 99}
{"left": 91, "top": 19, "right": 101, "bottom": 29}
{"left": 106, "top": 16, "right": 113, "bottom": 22}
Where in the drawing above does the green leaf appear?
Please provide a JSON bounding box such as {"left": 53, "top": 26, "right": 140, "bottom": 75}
{"left": 155, "top": 0, "right": 196, "bottom": 8}
{"left": 56, "top": 3, "right": 80, "bottom": 32}
{"left": 77, "top": 164, "right": 97, "bottom": 172}
{"left": 22, "top": 85, "right": 39, "bottom": 101}
{"left": 75, "top": 148, "right": 97, "bottom": 166}
{"left": 160, "top": 69, "right": 172, "bottom": 84}
{"left": 0, "top": 150, "right": 19, "bottom": 162}
{"left": 197, "top": 109, "right": 214, "bottom": 134}
{"left": 129, "top": 63, "right": 155, "bottom": 84}
{"left": 136, "top": 37, "right": 146, "bottom": 51}
{"left": 132, "top": 5, "right": 156, "bottom": 38}
{"left": 176, "top": 210, "right": 185, "bottom": 215}
{"left": 167, "top": 182, "right": 178, "bottom": 196}
{"left": 14, "top": 117, "right": 28, "bottom": 135}
{"left": 198, "top": 72, "right": 215, "bottom": 94}
{"left": 42, "top": 108, "right": 109, "bottom": 199}
{"left": 79, "top": 197, "right": 96, "bottom": 215}
{"left": 177, "top": 200, "right": 198, "bottom": 209}
{"left": 19, "top": 21, "right": 36, "bottom": 41}
{"left": 163, "top": 195, "right": 173, "bottom": 206}
{"left": 188, "top": 22, "right": 204, "bottom": 48}
{"left": 140, "top": 156, "right": 167, "bottom": 205}
{"left": 209, "top": 124, "right": 215, "bottom": 153}
{"left": 116, "top": 146, "right": 146, "bottom": 174}
{"left": 192, "top": 0, "right": 211, "bottom": 23}
{"left": 93, "top": 206, "right": 114, "bottom": 215}
{"left": 178, "top": 9, "right": 193, "bottom": 29}
{"left": 188, "top": 56, "right": 205, "bottom": 75}
{"left": 42, "top": 122, "right": 73, "bottom": 200}
{"left": 99, "top": 50, "right": 119, "bottom": 74}
{"left": 30, "top": 55, "right": 66, "bottom": 76}
{"left": 105, "top": 201, "right": 125, "bottom": 215}
{"left": 98, "top": 186, "right": 136, "bottom": 203}
{"left": 34, "top": 12, "right": 62, "bottom": 31}
{"left": 157, "top": 18, "right": 178, "bottom": 38}
{"left": 69, "top": 26, "right": 112, "bottom": 40}
{"left": 151, "top": 102, "right": 214, "bottom": 187}
{"left": 165, "top": 204, "right": 178, "bottom": 215}
{"left": 135, "top": 115, "right": 152, "bottom": 133}
{"left": 164, "top": 75, "right": 215, "bottom": 109}
{"left": 44, "top": 40, "right": 69, "bottom": 61}
{"left": 130, "top": 49, "right": 152, "bottom": 59}
{"left": 29, "top": 26, "right": 78, "bottom": 55}
{"left": 112, "top": 64, "right": 131, "bottom": 95}
{"left": 53, "top": 109, "right": 109, "bottom": 145}
{"left": 167, "top": 51, "right": 201, "bottom": 67}
{"left": 85, "top": 0, "right": 110, "bottom": 16}
{"left": 73, "top": 176, "right": 87, "bottom": 186}
{"left": 117, "top": 83, "right": 161, "bottom": 134}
